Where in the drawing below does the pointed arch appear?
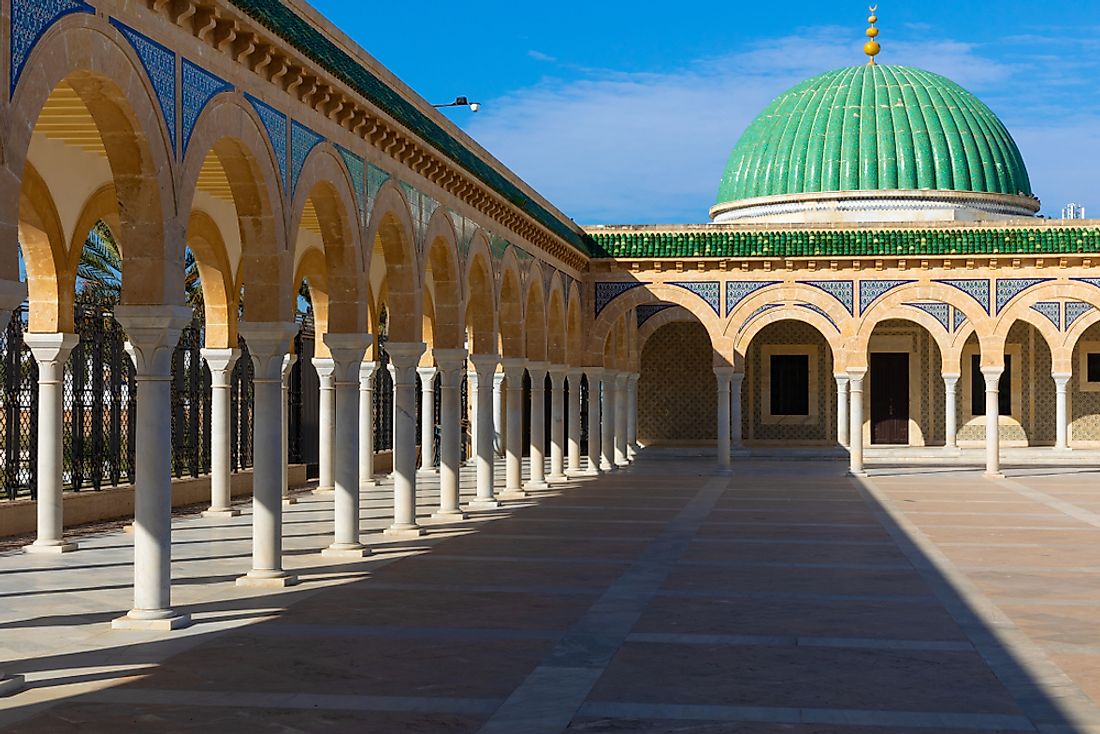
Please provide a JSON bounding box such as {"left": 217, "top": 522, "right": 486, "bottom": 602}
{"left": 423, "top": 209, "right": 463, "bottom": 350}
{"left": 366, "top": 180, "right": 420, "bottom": 342}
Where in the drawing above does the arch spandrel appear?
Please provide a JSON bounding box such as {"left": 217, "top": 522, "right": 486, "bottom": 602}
{"left": 7, "top": 23, "right": 178, "bottom": 306}
{"left": 590, "top": 282, "right": 724, "bottom": 365}
{"left": 727, "top": 284, "right": 851, "bottom": 370}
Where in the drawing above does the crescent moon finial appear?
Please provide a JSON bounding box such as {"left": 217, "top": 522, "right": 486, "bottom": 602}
{"left": 864, "top": 6, "right": 881, "bottom": 65}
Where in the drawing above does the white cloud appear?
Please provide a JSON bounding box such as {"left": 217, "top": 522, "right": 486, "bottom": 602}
{"left": 465, "top": 28, "right": 1100, "bottom": 223}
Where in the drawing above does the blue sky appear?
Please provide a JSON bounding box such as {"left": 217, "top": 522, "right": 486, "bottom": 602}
{"left": 312, "top": 1, "right": 1100, "bottom": 224}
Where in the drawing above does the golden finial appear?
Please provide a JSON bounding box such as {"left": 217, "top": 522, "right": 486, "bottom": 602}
{"left": 864, "top": 5, "right": 881, "bottom": 65}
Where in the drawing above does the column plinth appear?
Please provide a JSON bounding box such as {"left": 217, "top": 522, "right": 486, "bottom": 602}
{"left": 112, "top": 305, "right": 194, "bottom": 629}
{"left": 384, "top": 342, "right": 427, "bottom": 537}
{"left": 24, "top": 332, "right": 79, "bottom": 553}
{"left": 234, "top": 321, "right": 300, "bottom": 589}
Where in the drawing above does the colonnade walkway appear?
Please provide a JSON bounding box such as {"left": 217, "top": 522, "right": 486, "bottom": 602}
{"left": 5, "top": 458, "right": 1100, "bottom": 731}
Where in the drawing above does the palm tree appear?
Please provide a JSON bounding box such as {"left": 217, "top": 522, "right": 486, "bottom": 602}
{"left": 76, "top": 221, "right": 121, "bottom": 301}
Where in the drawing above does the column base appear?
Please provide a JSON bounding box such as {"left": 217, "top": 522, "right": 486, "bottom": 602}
{"left": 312, "top": 486, "right": 335, "bottom": 495}
{"left": 123, "top": 524, "right": 135, "bottom": 534}
{"left": 112, "top": 610, "right": 192, "bottom": 631}
{"left": 547, "top": 473, "right": 569, "bottom": 484}
{"left": 416, "top": 468, "right": 439, "bottom": 477}
{"left": 714, "top": 466, "right": 733, "bottom": 476}
{"left": 431, "top": 509, "right": 470, "bottom": 521}
{"left": 847, "top": 470, "right": 868, "bottom": 478}
{"left": 599, "top": 462, "right": 616, "bottom": 473}
{"left": 984, "top": 471, "right": 1006, "bottom": 480}
{"left": 615, "top": 459, "right": 630, "bottom": 468}
{"left": 731, "top": 448, "right": 750, "bottom": 457}
{"left": 942, "top": 446, "right": 963, "bottom": 455}
{"left": 360, "top": 479, "right": 379, "bottom": 488}
{"left": 202, "top": 507, "right": 241, "bottom": 518}
{"left": 236, "top": 570, "right": 299, "bottom": 588}
{"left": 524, "top": 480, "right": 549, "bottom": 491}
{"left": 1053, "top": 446, "right": 1073, "bottom": 453}
{"left": 384, "top": 524, "right": 426, "bottom": 539}
{"left": 467, "top": 499, "right": 503, "bottom": 511}
{"left": 0, "top": 674, "right": 24, "bottom": 697}
{"left": 498, "top": 490, "right": 530, "bottom": 501}
{"left": 282, "top": 496, "right": 298, "bottom": 506}
{"left": 321, "top": 543, "right": 371, "bottom": 559}
{"left": 24, "top": 540, "right": 78, "bottom": 554}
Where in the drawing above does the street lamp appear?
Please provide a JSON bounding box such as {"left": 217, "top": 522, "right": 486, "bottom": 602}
{"left": 433, "top": 96, "right": 480, "bottom": 112}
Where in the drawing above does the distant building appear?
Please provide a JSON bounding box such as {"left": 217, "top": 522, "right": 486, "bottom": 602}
{"left": 1064, "top": 202, "right": 1087, "bottom": 219}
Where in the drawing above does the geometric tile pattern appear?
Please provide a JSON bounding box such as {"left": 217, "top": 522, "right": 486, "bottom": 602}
{"left": 725, "top": 280, "right": 781, "bottom": 316}
{"left": 182, "top": 59, "right": 232, "bottom": 153}
{"left": 1065, "top": 301, "right": 1096, "bottom": 331}
{"left": 366, "top": 162, "right": 390, "bottom": 215}
{"left": 859, "top": 279, "right": 914, "bottom": 314}
{"left": 904, "top": 302, "right": 950, "bottom": 331}
{"left": 290, "top": 120, "right": 324, "bottom": 194}
{"left": 669, "top": 281, "right": 721, "bottom": 316}
{"left": 245, "top": 94, "right": 287, "bottom": 188}
{"left": 796, "top": 302, "right": 839, "bottom": 331}
{"left": 595, "top": 282, "right": 646, "bottom": 316}
{"left": 1030, "top": 301, "right": 1061, "bottom": 330}
{"left": 10, "top": 0, "right": 93, "bottom": 97}
{"left": 336, "top": 145, "right": 366, "bottom": 221}
{"left": 636, "top": 303, "right": 674, "bottom": 328}
{"left": 111, "top": 20, "right": 176, "bottom": 152}
{"left": 995, "top": 278, "right": 1053, "bottom": 314}
{"left": 953, "top": 307, "right": 968, "bottom": 333}
{"left": 798, "top": 280, "right": 853, "bottom": 315}
{"left": 934, "top": 279, "right": 990, "bottom": 314}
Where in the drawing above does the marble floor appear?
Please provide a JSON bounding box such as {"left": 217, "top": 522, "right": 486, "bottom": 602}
{"left": 3, "top": 457, "right": 1100, "bottom": 732}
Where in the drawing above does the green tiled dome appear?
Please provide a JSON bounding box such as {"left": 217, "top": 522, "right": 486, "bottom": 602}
{"left": 716, "top": 65, "right": 1032, "bottom": 205}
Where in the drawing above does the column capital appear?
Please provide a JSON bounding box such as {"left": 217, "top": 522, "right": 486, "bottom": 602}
{"left": 281, "top": 353, "right": 297, "bottom": 380}
{"left": 116, "top": 305, "right": 193, "bottom": 377}
{"left": 847, "top": 367, "right": 868, "bottom": 381}
{"left": 549, "top": 364, "right": 568, "bottom": 384}
{"left": 1052, "top": 372, "right": 1072, "bottom": 387}
{"left": 469, "top": 353, "right": 499, "bottom": 377}
{"left": 323, "top": 332, "right": 372, "bottom": 381}
{"left": 24, "top": 331, "right": 78, "bottom": 368}
{"left": 434, "top": 348, "right": 468, "bottom": 372}
{"left": 359, "top": 360, "right": 378, "bottom": 385}
{"left": 527, "top": 361, "right": 549, "bottom": 382}
{"left": 834, "top": 373, "right": 850, "bottom": 386}
{"left": 416, "top": 365, "right": 439, "bottom": 381}
{"left": 500, "top": 357, "right": 527, "bottom": 379}
{"left": 585, "top": 366, "right": 605, "bottom": 379}
{"left": 386, "top": 341, "right": 427, "bottom": 369}
{"left": 240, "top": 320, "right": 299, "bottom": 380}
{"left": 713, "top": 366, "right": 736, "bottom": 378}
{"left": 566, "top": 366, "right": 585, "bottom": 379}
{"left": 980, "top": 365, "right": 1005, "bottom": 383}
{"left": 201, "top": 347, "right": 239, "bottom": 375}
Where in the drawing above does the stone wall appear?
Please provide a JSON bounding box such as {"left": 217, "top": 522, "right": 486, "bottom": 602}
{"left": 638, "top": 321, "right": 715, "bottom": 442}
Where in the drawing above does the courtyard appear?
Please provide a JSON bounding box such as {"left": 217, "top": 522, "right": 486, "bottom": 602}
{"left": 2, "top": 456, "right": 1100, "bottom": 732}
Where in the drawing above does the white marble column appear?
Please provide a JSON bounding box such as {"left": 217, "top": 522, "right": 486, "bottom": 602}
{"left": 321, "top": 333, "right": 371, "bottom": 558}
{"left": 417, "top": 365, "right": 438, "bottom": 474}
{"left": 527, "top": 363, "right": 549, "bottom": 489}
{"left": 359, "top": 361, "right": 378, "bottom": 487}
{"left": 312, "top": 356, "right": 335, "bottom": 494}
{"left": 835, "top": 375, "right": 850, "bottom": 448}
{"left": 627, "top": 373, "right": 641, "bottom": 457}
{"left": 715, "top": 368, "right": 733, "bottom": 472}
{"left": 112, "top": 305, "right": 193, "bottom": 629}
{"left": 492, "top": 372, "right": 505, "bottom": 457}
{"left": 433, "top": 349, "right": 468, "bottom": 519}
{"left": 848, "top": 369, "right": 866, "bottom": 477}
{"left": 548, "top": 366, "right": 567, "bottom": 482}
{"left": 469, "top": 354, "right": 501, "bottom": 509}
{"left": 730, "top": 372, "right": 744, "bottom": 452}
{"left": 586, "top": 368, "right": 603, "bottom": 474}
{"left": 943, "top": 373, "right": 959, "bottom": 449}
{"left": 1054, "top": 372, "right": 1071, "bottom": 451}
{"left": 235, "top": 321, "right": 299, "bottom": 590}
{"left": 466, "top": 368, "right": 478, "bottom": 465}
{"left": 385, "top": 342, "right": 427, "bottom": 537}
{"left": 614, "top": 371, "right": 629, "bottom": 466}
{"left": 199, "top": 348, "right": 240, "bottom": 517}
{"left": 500, "top": 359, "right": 527, "bottom": 498}
{"left": 566, "top": 369, "right": 584, "bottom": 476}
{"left": 0, "top": 284, "right": 27, "bottom": 690}
{"left": 983, "top": 366, "right": 1004, "bottom": 478}
{"left": 23, "top": 333, "right": 79, "bottom": 553}
{"left": 281, "top": 354, "right": 296, "bottom": 505}
{"left": 600, "top": 370, "right": 616, "bottom": 472}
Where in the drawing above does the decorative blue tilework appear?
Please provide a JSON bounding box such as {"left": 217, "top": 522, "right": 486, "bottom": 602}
{"left": 725, "top": 280, "right": 781, "bottom": 316}
{"left": 10, "top": 0, "right": 93, "bottom": 98}
{"left": 182, "top": 59, "right": 231, "bottom": 154}
{"left": 636, "top": 303, "right": 674, "bottom": 327}
{"left": 290, "top": 120, "right": 324, "bottom": 194}
{"left": 953, "top": 307, "right": 967, "bottom": 333}
{"left": 1029, "top": 302, "right": 1062, "bottom": 331}
{"left": 933, "top": 279, "right": 990, "bottom": 314}
{"left": 489, "top": 236, "right": 510, "bottom": 262}
{"left": 738, "top": 303, "right": 782, "bottom": 333}
{"left": 859, "top": 279, "right": 915, "bottom": 314}
{"left": 995, "top": 278, "right": 1053, "bottom": 314}
{"left": 366, "top": 163, "right": 390, "bottom": 214}
{"left": 798, "top": 280, "right": 854, "bottom": 315}
{"left": 243, "top": 94, "right": 287, "bottom": 187}
{"left": 1065, "top": 301, "right": 1095, "bottom": 330}
{"left": 110, "top": 20, "right": 176, "bottom": 153}
{"left": 669, "top": 281, "right": 721, "bottom": 316}
{"left": 796, "top": 302, "right": 840, "bottom": 331}
{"left": 904, "top": 302, "right": 950, "bottom": 331}
{"left": 595, "top": 282, "right": 646, "bottom": 316}
{"left": 335, "top": 145, "right": 366, "bottom": 222}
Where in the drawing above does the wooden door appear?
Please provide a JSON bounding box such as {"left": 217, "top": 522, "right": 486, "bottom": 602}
{"left": 870, "top": 353, "right": 909, "bottom": 445}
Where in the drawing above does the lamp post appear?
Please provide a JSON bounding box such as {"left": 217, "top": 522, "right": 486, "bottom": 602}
{"left": 433, "top": 96, "right": 481, "bottom": 112}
